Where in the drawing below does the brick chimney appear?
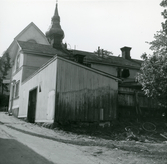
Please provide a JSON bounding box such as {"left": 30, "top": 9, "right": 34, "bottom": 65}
{"left": 120, "top": 46, "right": 131, "bottom": 60}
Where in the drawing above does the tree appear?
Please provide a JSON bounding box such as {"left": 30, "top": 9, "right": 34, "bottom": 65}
{"left": 136, "top": 0, "right": 167, "bottom": 112}
{"left": 0, "top": 51, "right": 11, "bottom": 94}
{"left": 94, "top": 47, "right": 113, "bottom": 57}
{"left": 160, "top": 0, "right": 167, "bottom": 34}
{"left": 137, "top": 53, "right": 167, "bottom": 108}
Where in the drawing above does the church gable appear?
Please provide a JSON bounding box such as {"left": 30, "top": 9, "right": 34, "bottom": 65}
{"left": 15, "top": 22, "right": 49, "bottom": 45}
{"left": 7, "top": 22, "right": 50, "bottom": 62}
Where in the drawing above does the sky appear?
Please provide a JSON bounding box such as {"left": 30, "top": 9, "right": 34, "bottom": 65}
{"left": 0, "top": 0, "right": 164, "bottom": 59}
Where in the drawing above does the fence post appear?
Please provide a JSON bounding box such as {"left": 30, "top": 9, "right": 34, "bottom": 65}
{"left": 135, "top": 91, "right": 142, "bottom": 121}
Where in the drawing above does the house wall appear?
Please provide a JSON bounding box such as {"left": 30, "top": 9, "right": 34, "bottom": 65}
{"left": 128, "top": 68, "right": 139, "bottom": 79}
{"left": 55, "top": 58, "right": 118, "bottom": 123}
{"left": 91, "top": 63, "right": 139, "bottom": 81}
{"left": 6, "top": 23, "right": 50, "bottom": 87}
{"left": 12, "top": 52, "right": 24, "bottom": 74}
{"left": 22, "top": 53, "right": 53, "bottom": 81}
{"left": 19, "top": 59, "right": 57, "bottom": 122}
{"left": 9, "top": 67, "right": 23, "bottom": 117}
{"left": 8, "top": 23, "right": 49, "bottom": 63}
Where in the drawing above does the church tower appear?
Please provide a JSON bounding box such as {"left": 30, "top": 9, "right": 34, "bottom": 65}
{"left": 46, "top": 2, "right": 64, "bottom": 49}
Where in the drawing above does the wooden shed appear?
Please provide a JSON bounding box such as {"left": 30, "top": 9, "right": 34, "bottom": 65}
{"left": 18, "top": 55, "right": 120, "bottom": 124}
{"left": 55, "top": 56, "right": 120, "bottom": 123}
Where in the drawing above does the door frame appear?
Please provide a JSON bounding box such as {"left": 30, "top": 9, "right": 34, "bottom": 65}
{"left": 27, "top": 87, "right": 38, "bottom": 123}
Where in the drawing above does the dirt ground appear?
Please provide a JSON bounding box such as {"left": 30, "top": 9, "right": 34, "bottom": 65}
{"left": 0, "top": 112, "right": 167, "bottom": 164}
{"left": 48, "top": 120, "right": 167, "bottom": 163}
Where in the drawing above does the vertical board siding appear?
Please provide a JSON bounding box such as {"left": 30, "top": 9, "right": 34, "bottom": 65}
{"left": 55, "top": 59, "right": 118, "bottom": 122}
{"left": 118, "top": 86, "right": 165, "bottom": 119}
{"left": 118, "top": 87, "right": 159, "bottom": 108}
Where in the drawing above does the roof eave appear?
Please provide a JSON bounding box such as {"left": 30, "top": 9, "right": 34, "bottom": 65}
{"left": 20, "top": 49, "right": 56, "bottom": 57}
{"left": 88, "top": 61, "right": 140, "bottom": 70}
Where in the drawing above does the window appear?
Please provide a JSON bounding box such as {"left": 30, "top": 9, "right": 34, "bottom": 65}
{"left": 27, "top": 39, "right": 37, "bottom": 43}
{"left": 16, "top": 54, "right": 20, "bottom": 70}
{"left": 14, "top": 81, "right": 20, "bottom": 98}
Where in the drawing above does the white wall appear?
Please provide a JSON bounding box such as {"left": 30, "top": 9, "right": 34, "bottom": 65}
{"left": 19, "top": 59, "right": 57, "bottom": 122}
{"left": 9, "top": 66, "right": 23, "bottom": 112}
{"left": 22, "top": 53, "right": 53, "bottom": 82}
{"left": 12, "top": 52, "right": 24, "bottom": 74}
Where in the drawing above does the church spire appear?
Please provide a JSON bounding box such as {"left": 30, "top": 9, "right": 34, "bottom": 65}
{"left": 46, "top": 2, "right": 64, "bottom": 49}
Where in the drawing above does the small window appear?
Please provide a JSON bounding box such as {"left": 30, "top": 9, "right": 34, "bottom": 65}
{"left": 15, "top": 81, "right": 20, "bottom": 98}
{"left": 27, "top": 39, "right": 37, "bottom": 43}
{"left": 16, "top": 54, "right": 20, "bottom": 70}
{"left": 122, "top": 69, "right": 130, "bottom": 78}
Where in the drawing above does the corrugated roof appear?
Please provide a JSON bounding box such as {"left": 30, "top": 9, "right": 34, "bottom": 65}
{"left": 17, "top": 41, "right": 70, "bottom": 58}
{"left": 71, "top": 50, "right": 141, "bottom": 69}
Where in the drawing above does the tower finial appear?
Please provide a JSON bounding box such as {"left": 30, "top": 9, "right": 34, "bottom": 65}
{"left": 46, "top": 1, "right": 64, "bottom": 49}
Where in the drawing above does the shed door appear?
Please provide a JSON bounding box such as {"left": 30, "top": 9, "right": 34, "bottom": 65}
{"left": 47, "top": 90, "right": 55, "bottom": 120}
{"left": 27, "top": 88, "right": 37, "bottom": 123}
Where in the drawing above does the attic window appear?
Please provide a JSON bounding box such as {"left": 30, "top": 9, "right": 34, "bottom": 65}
{"left": 27, "top": 39, "right": 37, "bottom": 43}
{"left": 122, "top": 69, "right": 130, "bottom": 78}
{"left": 16, "top": 54, "right": 20, "bottom": 70}
{"left": 14, "top": 80, "right": 20, "bottom": 98}
{"left": 74, "top": 54, "right": 85, "bottom": 64}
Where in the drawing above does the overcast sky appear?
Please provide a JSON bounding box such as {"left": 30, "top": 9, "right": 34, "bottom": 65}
{"left": 0, "top": 0, "right": 163, "bottom": 59}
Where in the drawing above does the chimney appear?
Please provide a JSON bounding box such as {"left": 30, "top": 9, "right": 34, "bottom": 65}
{"left": 120, "top": 46, "right": 131, "bottom": 60}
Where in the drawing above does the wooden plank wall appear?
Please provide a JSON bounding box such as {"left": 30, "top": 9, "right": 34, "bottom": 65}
{"left": 55, "top": 59, "right": 118, "bottom": 123}
{"left": 118, "top": 86, "right": 165, "bottom": 120}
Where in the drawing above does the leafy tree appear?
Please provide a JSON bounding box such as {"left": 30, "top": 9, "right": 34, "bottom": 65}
{"left": 137, "top": 53, "right": 167, "bottom": 108}
{"left": 0, "top": 51, "right": 11, "bottom": 94}
{"left": 160, "top": 0, "right": 167, "bottom": 34}
{"left": 137, "top": 0, "right": 167, "bottom": 112}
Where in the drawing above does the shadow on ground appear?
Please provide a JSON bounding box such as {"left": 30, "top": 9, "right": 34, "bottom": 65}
{"left": 0, "top": 138, "right": 54, "bottom": 164}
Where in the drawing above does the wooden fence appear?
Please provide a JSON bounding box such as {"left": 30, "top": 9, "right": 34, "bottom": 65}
{"left": 118, "top": 86, "right": 165, "bottom": 121}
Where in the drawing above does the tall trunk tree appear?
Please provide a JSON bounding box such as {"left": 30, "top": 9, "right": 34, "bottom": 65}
{"left": 0, "top": 51, "right": 11, "bottom": 94}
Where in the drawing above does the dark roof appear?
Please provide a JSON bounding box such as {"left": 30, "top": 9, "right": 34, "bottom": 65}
{"left": 17, "top": 41, "right": 70, "bottom": 58}
{"left": 131, "top": 59, "right": 143, "bottom": 65}
{"left": 119, "top": 81, "right": 142, "bottom": 88}
{"left": 70, "top": 50, "right": 141, "bottom": 69}
{"left": 17, "top": 41, "right": 142, "bottom": 69}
